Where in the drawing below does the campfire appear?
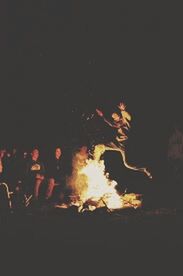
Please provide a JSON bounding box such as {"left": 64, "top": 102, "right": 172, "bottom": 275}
{"left": 56, "top": 145, "right": 142, "bottom": 212}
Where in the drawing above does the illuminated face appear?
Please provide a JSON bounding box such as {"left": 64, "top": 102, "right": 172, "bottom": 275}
{"left": 78, "top": 146, "right": 88, "bottom": 157}
{"left": 118, "top": 102, "right": 126, "bottom": 111}
{"left": 112, "top": 113, "right": 120, "bottom": 121}
{"left": 80, "top": 146, "right": 87, "bottom": 153}
{"left": 55, "top": 148, "right": 62, "bottom": 159}
{"left": 0, "top": 150, "right": 5, "bottom": 159}
{"left": 31, "top": 149, "right": 39, "bottom": 160}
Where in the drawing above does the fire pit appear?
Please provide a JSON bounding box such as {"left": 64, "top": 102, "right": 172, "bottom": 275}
{"left": 55, "top": 145, "right": 143, "bottom": 213}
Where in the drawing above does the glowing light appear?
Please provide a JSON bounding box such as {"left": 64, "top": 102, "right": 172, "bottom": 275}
{"left": 68, "top": 145, "right": 142, "bottom": 212}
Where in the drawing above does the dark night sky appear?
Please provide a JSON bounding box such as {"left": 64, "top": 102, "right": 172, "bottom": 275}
{"left": 1, "top": 1, "right": 183, "bottom": 155}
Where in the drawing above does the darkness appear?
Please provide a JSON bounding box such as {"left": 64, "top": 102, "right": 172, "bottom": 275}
{"left": 1, "top": 1, "right": 183, "bottom": 273}
{"left": 0, "top": 1, "right": 182, "bottom": 174}
{"left": 0, "top": 5, "right": 179, "bottom": 169}
{"left": 0, "top": 1, "right": 182, "bottom": 196}
{"left": 1, "top": 0, "right": 182, "bottom": 145}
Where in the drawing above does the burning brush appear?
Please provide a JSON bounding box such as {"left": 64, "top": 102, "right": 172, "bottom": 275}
{"left": 62, "top": 145, "right": 142, "bottom": 213}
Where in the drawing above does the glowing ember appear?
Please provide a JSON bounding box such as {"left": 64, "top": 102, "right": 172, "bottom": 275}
{"left": 63, "top": 100, "right": 147, "bottom": 212}
{"left": 79, "top": 159, "right": 123, "bottom": 210}
{"left": 67, "top": 145, "right": 142, "bottom": 212}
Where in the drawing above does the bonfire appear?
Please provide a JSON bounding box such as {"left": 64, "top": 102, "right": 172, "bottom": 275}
{"left": 56, "top": 145, "right": 142, "bottom": 212}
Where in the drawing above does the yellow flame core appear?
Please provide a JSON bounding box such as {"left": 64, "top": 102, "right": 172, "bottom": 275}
{"left": 80, "top": 159, "right": 123, "bottom": 209}
{"left": 68, "top": 145, "right": 142, "bottom": 212}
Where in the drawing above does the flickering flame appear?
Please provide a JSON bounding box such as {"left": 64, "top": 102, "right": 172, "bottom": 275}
{"left": 79, "top": 159, "right": 123, "bottom": 210}
{"left": 67, "top": 145, "right": 142, "bottom": 212}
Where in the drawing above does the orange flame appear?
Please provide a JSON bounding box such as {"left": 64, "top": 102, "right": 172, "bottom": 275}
{"left": 68, "top": 145, "right": 142, "bottom": 212}
{"left": 79, "top": 159, "right": 123, "bottom": 210}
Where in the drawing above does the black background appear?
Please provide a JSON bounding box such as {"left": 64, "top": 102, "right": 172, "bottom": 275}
{"left": 1, "top": 0, "right": 183, "bottom": 188}
{"left": 1, "top": 1, "right": 183, "bottom": 273}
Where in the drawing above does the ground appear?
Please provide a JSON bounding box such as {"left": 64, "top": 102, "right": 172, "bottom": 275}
{"left": 0, "top": 206, "right": 182, "bottom": 274}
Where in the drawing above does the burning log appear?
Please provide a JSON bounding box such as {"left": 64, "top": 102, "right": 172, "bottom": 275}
{"left": 66, "top": 145, "right": 143, "bottom": 213}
